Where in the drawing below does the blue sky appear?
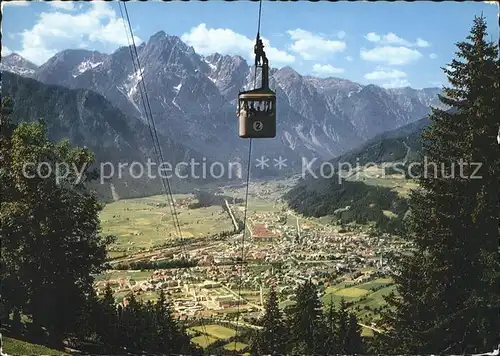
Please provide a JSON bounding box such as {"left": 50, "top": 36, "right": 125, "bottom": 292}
{"left": 2, "top": 0, "right": 498, "bottom": 89}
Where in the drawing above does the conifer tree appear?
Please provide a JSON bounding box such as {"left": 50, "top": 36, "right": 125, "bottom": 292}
{"left": 96, "top": 283, "right": 118, "bottom": 347}
{"left": 382, "top": 15, "right": 500, "bottom": 354}
{"left": 287, "top": 280, "right": 324, "bottom": 354}
{"left": 154, "top": 289, "right": 190, "bottom": 354}
{"left": 250, "top": 285, "right": 286, "bottom": 355}
{"left": 322, "top": 297, "right": 339, "bottom": 354}
{"left": 345, "top": 312, "right": 363, "bottom": 354}
{"left": 120, "top": 294, "right": 143, "bottom": 350}
{"left": 140, "top": 300, "right": 157, "bottom": 349}
{"left": 154, "top": 289, "right": 174, "bottom": 353}
{"left": 336, "top": 298, "right": 350, "bottom": 354}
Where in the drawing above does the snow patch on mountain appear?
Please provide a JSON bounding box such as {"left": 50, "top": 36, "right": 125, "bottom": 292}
{"left": 124, "top": 68, "right": 144, "bottom": 99}
{"left": 76, "top": 60, "right": 102, "bottom": 74}
{"left": 1, "top": 53, "right": 38, "bottom": 77}
{"left": 9, "top": 33, "right": 447, "bottom": 172}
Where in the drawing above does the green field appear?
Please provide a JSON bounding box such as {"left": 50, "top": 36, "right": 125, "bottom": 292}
{"left": 3, "top": 337, "right": 69, "bottom": 355}
{"left": 189, "top": 324, "right": 237, "bottom": 339}
{"left": 356, "top": 285, "right": 397, "bottom": 309}
{"left": 224, "top": 341, "right": 249, "bottom": 351}
{"left": 321, "top": 277, "right": 396, "bottom": 331}
{"left": 94, "top": 270, "right": 153, "bottom": 282}
{"left": 191, "top": 335, "right": 219, "bottom": 348}
{"left": 245, "top": 200, "right": 281, "bottom": 213}
{"left": 324, "top": 282, "right": 353, "bottom": 294}
{"left": 361, "top": 327, "right": 375, "bottom": 337}
{"left": 344, "top": 165, "right": 419, "bottom": 198}
{"left": 100, "top": 194, "right": 234, "bottom": 252}
{"left": 188, "top": 324, "right": 238, "bottom": 349}
{"left": 357, "top": 278, "right": 393, "bottom": 290}
{"left": 334, "top": 287, "right": 370, "bottom": 298}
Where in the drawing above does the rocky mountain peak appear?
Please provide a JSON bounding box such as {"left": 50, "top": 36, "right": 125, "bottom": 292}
{"left": 274, "top": 66, "right": 302, "bottom": 81}
{"left": 1, "top": 53, "right": 38, "bottom": 77}
{"left": 34, "top": 49, "right": 108, "bottom": 86}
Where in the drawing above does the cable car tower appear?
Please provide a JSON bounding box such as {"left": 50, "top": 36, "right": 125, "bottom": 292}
{"left": 237, "top": 26, "right": 276, "bottom": 138}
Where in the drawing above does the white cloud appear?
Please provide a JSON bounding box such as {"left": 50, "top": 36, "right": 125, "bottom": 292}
{"left": 365, "top": 32, "right": 431, "bottom": 48}
{"left": 181, "top": 24, "right": 295, "bottom": 66}
{"left": 17, "top": 2, "right": 142, "bottom": 65}
{"left": 345, "top": 56, "right": 353, "bottom": 62}
{"left": 287, "top": 28, "right": 346, "bottom": 61}
{"left": 429, "top": 53, "right": 438, "bottom": 59}
{"left": 49, "top": 1, "right": 76, "bottom": 11}
{"left": 2, "top": 46, "right": 12, "bottom": 56}
{"left": 337, "top": 31, "right": 346, "bottom": 39}
{"left": 360, "top": 46, "right": 422, "bottom": 65}
{"left": 364, "top": 68, "right": 407, "bottom": 80}
{"left": 365, "top": 32, "right": 380, "bottom": 42}
{"left": 384, "top": 33, "right": 412, "bottom": 46}
{"left": 312, "top": 64, "right": 345, "bottom": 76}
{"left": 381, "top": 78, "right": 411, "bottom": 88}
{"left": 416, "top": 38, "right": 430, "bottom": 48}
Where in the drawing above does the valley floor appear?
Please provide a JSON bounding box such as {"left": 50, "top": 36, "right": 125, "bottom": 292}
{"left": 96, "top": 176, "right": 411, "bottom": 349}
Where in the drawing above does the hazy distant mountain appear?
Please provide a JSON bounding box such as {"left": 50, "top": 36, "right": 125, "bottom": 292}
{"left": 282, "top": 117, "right": 433, "bottom": 233}
{"left": 1, "top": 31, "right": 447, "bottom": 174}
{"left": 328, "top": 116, "right": 431, "bottom": 167}
{"left": 2, "top": 71, "right": 215, "bottom": 201}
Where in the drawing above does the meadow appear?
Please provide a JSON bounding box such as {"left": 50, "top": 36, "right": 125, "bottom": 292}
{"left": 187, "top": 324, "right": 248, "bottom": 350}
{"left": 224, "top": 341, "right": 249, "bottom": 351}
{"left": 344, "top": 164, "right": 419, "bottom": 198}
{"left": 100, "top": 194, "right": 234, "bottom": 253}
{"left": 322, "top": 277, "right": 396, "bottom": 328}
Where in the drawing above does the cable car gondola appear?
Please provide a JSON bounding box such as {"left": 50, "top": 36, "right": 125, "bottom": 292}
{"left": 237, "top": 37, "right": 276, "bottom": 139}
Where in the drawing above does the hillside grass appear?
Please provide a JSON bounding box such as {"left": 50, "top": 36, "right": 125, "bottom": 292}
{"left": 345, "top": 165, "right": 418, "bottom": 198}
{"left": 284, "top": 169, "right": 410, "bottom": 234}
{"left": 322, "top": 277, "right": 396, "bottom": 329}
{"left": 2, "top": 337, "right": 69, "bottom": 355}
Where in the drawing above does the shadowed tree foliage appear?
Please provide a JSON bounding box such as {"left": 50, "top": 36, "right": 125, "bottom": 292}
{"left": 0, "top": 97, "right": 115, "bottom": 345}
{"left": 94, "top": 284, "right": 119, "bottom": 348}
{"left": 0, "top": 97, "right": 197, "bottom": 354}
{"left": 379, "top": 15, "right": 500, "bottom": 354}
{"left": 322, "top": 296, "right": 339, "bottom": 354}
{"left": 250, "top": 285, "right": 286, "bottom": 355}
{"left": 286, "top": 280, "right": 325, "bottom": 354}
{"left": 346, "top": 312, "right": 363, "bottom": 354}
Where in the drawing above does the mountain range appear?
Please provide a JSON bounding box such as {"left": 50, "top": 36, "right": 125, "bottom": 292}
{"left": 1, "top": 31, "right": 446, "bottom": 189}
{"left": 2, "top": 70, "right": 221, "bottom": 202}
{"left": 282, "top": 117, "right": 432, "bottom": 233}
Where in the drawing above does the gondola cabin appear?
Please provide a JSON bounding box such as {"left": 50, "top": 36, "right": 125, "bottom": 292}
{"left": 238, "top": 88, "right": 276, "bottom": 138}
{"left": 238, "top": 36, "right": 276, "bottom": 139}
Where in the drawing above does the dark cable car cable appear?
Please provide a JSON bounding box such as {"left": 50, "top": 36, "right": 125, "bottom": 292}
{"left": 118, "top": 3, "right": 179, "bottom": 240}
{"left": 233, "top": 0, "right": 265, "bottom": 350}
{"left": 121, "top": 2, "right": 184, "bottom": 243}
{"left": 118, "top": 3, "right": 216, "bottom": 347}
